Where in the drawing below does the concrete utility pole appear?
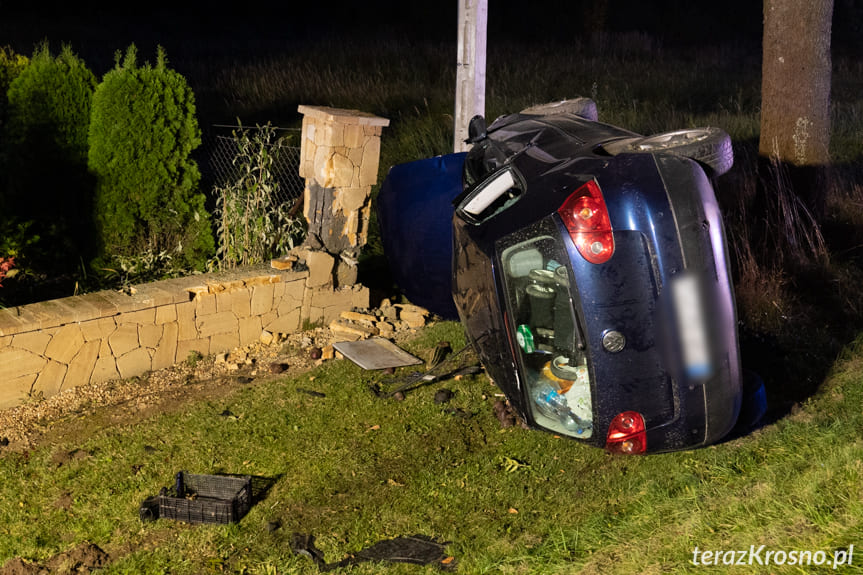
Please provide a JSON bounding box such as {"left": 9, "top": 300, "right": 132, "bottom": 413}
{"left": 454, "top": 0, "right": 487, "bottom": 153}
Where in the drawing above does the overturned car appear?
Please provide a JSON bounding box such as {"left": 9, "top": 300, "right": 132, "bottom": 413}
{"left": 378, "top": 99, "right": 761, "bottom": 454}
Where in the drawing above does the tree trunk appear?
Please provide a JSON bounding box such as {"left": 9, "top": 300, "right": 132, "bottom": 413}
{"left": 759, "top": 0, "right": 833, "bottom": 221}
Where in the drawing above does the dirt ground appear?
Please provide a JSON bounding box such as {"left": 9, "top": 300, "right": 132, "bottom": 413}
{"left": 0, "top": 327, "right": 339, "bottom": 455}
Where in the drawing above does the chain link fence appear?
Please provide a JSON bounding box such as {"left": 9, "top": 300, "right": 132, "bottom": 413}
{"left": 201, "top": 124, "right": 305, "bottom": 206}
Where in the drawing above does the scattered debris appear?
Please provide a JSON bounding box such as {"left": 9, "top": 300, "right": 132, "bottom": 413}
{"left": 290, "top": 533, "right": 326, "bottom": 568}
{"left": 291, "top": 533, "right": 455, "bottom": 572}
{"left": 332, "top": 338, "right": 423, "bottom": 370}
{"left": 323, "top": 304, "right": 434, "bottom": 344}
{"left": 434, "top": 389, "right": 454, "bottom": 404}
{"left": 376, "top": 344, "right": 482, "bottom": 399}
{"left": 266, "top": 520, "right": 281, "bottom": 532}
{"left": 329, "top": 319, "right": 379, "bottom": 340}
{"left": 269, "top": 362, "right": 288, "bottom": 374}
{"left": 296, "top": 388, "right": 326, "bottom": 398}
{"left": 260, "top": 330, "right": 275, "bottom": 346}
{"left": 493, "top": 400, "right": 517, "bottom": 428}
{"left": 428, "top": 341, "right": 452, "bottom": 369}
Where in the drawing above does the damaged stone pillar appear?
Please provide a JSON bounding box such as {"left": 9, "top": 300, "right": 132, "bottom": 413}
{"left": 295, "top": 105, "right": 390, "bottom": 287}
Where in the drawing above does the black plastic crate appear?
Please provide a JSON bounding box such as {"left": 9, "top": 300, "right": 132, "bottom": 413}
{"left": 140, "top": 472, "right": 252, "bottom": 524}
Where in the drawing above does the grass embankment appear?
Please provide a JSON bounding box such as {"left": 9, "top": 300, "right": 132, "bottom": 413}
{"left": 1, "top": 321, "right": 862, "bottom": 573}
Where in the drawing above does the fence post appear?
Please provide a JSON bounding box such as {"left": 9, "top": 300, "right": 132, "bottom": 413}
{"left": 293, "top": 105, "right": 389, "bottom": 288}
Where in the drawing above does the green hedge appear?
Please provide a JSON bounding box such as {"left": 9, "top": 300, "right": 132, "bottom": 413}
{"left": 0, "top": 46, "right": 28, "bottom": 133}
{"left": 88, "top": 45, "right": 214, "bottom": 271}
{"left": 1, "top": 43, "right": 96, "bottom": 274}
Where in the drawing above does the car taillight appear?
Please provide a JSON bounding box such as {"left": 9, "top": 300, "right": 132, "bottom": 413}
{"left": 605, "top": 411, "right": 647, "bottom": 454}
{"left": 557, "top": 180, "right": 614, "bottom": 264}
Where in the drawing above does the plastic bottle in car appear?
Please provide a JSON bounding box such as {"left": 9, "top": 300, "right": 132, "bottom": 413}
{"left": 532, "top": 381, "right": 589, "bottom": 435}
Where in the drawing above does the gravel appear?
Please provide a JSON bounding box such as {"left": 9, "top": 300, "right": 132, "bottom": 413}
{"left": 0, "top": 327, "right": 335, "bottom": 452}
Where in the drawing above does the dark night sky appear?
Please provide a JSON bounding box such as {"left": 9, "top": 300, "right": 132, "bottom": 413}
{"left": 0, "top": 1, "right": 859, "bottom": 66}
{"left": 0, "top": 1, "right": 773, "bottom": 47}
{"left": 1, "top": 0, "right": 765, "bottom": 42}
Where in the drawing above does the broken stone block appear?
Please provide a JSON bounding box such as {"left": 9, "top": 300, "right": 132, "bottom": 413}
{"left": 395, "top": 303, "right": 430, "bottom": 316}
{"left": 305, "top": 250, "right": 335, "bottom": 288}
{"left": 329, "top": 319, "right": 379, "bottom": 340}
{"left": 336, "top": 187, "right": 369, "bottom": 213}
{"left": 381, "top": 305, "right": 399, "bottom": 321}
{"left": 399, "top": 311, "right": 427, "bottom": 329}
{"left": 340, "top": 311, "right": 378, "bottom": 324}
{"left": 271, "top": 254, "right": 298, "bottom": 271}
{"left": 337, "top": 260, "right": 358, "bottom": 287}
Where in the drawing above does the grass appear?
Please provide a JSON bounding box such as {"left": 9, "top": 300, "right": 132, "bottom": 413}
{"left": 2, "top": 321, "right": 863, "bottom": 573}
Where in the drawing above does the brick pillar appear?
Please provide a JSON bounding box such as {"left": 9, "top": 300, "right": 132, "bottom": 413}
{"left": 295, "top": 105, "right": 389, "bottom": 287}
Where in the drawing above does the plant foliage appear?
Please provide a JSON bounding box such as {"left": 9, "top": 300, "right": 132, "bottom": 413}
{"left": 0, "top": 46, "right": 28, "bottom": 133}
{"left": 213, "top": 123, "right": 305, "bottom": 269}
{"left": 88, "top": 45, "right": 214, "bottom": 272}
{"left": 0, "top": 43, "right": 96, "bottom": 296}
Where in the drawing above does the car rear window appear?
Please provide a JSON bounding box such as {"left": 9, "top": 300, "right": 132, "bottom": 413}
{"left": 497, "top": 221, "right": 594, "bottom": 439}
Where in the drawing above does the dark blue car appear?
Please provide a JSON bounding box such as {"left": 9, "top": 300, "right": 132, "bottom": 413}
{"left": 379, "top": 99, "right": 761, "bottom": 454}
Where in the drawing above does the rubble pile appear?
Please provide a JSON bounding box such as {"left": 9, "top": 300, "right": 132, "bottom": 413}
{"left": 212, "top": 300, "right": 435, "bottom": 374}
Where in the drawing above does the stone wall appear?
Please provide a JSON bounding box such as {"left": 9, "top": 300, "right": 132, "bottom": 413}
{"left": 0, "top": 106, "right": 390, "bottom": 411}
{"left": 0, "top": 265, "right": 369, "bottom": 409}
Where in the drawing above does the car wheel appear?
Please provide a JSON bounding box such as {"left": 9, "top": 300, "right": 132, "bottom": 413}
{"left": 520, "top": 98, "right": 598, "bottom": 122}
{"left": 625, "top": 127, "right": 734, "bottom": 177}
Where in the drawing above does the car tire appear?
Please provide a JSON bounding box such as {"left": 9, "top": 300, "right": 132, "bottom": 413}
{"left": 520, "top": 98, "right": 599, "bottom": 122}
{"left": 625, "top": 127, "right": 734, "bottom": 177}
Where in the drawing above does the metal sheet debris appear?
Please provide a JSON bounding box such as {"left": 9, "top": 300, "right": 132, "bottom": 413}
{"left": 332, "top": 337, "right": 423, "bottom": 370}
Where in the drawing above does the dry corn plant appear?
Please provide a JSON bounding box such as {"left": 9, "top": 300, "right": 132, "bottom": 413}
{"left": 213, "top": 123, "right": 306, "bottom": 270}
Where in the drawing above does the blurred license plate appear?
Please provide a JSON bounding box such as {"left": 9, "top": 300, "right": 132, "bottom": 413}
{"left": 671, "top": 273, "right": 713, "bottom": 380}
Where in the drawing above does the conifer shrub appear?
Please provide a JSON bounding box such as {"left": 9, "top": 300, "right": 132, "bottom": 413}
{"left": 88, "top": 45, "right": 214, "bottom": 272}
{"left": 0, "top": 46, "right": 28, "bottom": 133}
{"left": 1, "top": 43, "right": 96, "bottom": 284}
{"left": 0, "top": 46, "right": 29, "bottom": 216}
